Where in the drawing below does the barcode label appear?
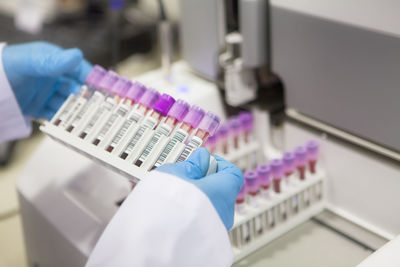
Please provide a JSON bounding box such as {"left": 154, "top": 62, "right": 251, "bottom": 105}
{"left": 69, "top": 92, "right": 104, "bottom": 127}
{"left": 81, "top": 100, "right": 114, "bottom": 136}
{"left": 154, "top": 129, "right": 188, "bottom": 167}
{"left": 61, "top": 97, "right": 86, "bottom": 127}
{"left": 53, "top": 95, "right": 76, "bottom": 122}
{"left": 109, "top": 111, "right": 142, "bottom": 148}
{"left": 122, "top": 117, "right": 157, "bottom": 156}
{"left": 176, "top": 136, "right": 203, "bottom": 162}
{"left": 137, "top": 124, "right": 172, "bottom": 163}
{"left": 96, "top": 106, "right": 129, "bottom": 142}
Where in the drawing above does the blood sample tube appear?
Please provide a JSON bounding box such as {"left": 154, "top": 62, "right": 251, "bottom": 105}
{"left": 151, "top": 106, "right": 205, "bottom": 169}
{"left": 52, "top": 65, "right": 106, "bottom": 127}
{"left": 91, "top": 78, "right": 133, "bottom": 145}
{"left": 120, "top": 94, "right": 175, "bottom": 160}
{"left": 235, "top": 182, "right": 246, "bottom": 213}
{"left": 134, "top": 99, "right": 190, "bottom": 167}
{"left": 64, "top": 70, "right": 118, "bottom": 132}
{"left": 294, "top": 146, "right": 307, "bottom": 180}
{"left": 204, "top": 134, "right": 217, "bottom": 154}
{"left": 238, "top": 111, "right": 253, "bottom": 143}
{"left": 228, "top": 116, "right": 241, "bottom": 149}
{"left": 245, "top": 170, "right": 259, "bottom": 206}
{"left": 77, "top": 71, "right": 120, "bottom": 139}
{"left": 283, "top": 152, "right": 296, "bottom": 184}
{"left": 271, "top": 159, "right": 287, "bottom": 220}
{"left": 105, "top": 86, "right": 158, "bottom": 153}
{"left": 257, "top": 164, "right": 271, "bottom": 199}
{"left": 176, "top": 112, "right": 220, "bottom": 162}
{"left": 306, "top": 140, "right": 319, "bottom": 174}
{"left": 271, "top": 159, "right": 284, "bottom": 194}
{"left": 216, "top": 124, "right": 229, "bottom": 154}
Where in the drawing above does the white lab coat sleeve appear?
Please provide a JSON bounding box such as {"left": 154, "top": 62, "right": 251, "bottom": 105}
{"left": 86, "top": 171, "right": 234, "bottom": 267}
{"left": 0, "top": 43, "right": 31, "bottom": 143}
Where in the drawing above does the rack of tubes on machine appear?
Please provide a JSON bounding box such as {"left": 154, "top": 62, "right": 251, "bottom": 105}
{"left": 40, "top": 65, "right": 258, "bottom": 181}
{"left": 227, "top": 140, "right": 326, "bottom": 262}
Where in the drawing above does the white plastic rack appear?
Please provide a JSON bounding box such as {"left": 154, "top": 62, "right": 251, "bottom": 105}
{"left": 230, "top": 170, "right": 326, "bottom": 262}
{"left": 40, "top": 122, "right": 261, "bottom": 182}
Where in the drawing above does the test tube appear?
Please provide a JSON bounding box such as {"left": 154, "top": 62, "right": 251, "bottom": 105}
{"left": 271, "top": 159, "right": 287, "bottom": 220}
{"left": 77, "top": 71, "right": 120, "bottom": 139}
{"left": 175, "top": 112, "right": 220, "bottom": 162}
{"left": 216, "top": 124, "right": 229, "bottom": 154}
{"left": 238, "top": 111, "right": 253, "bottom": 143}
{"left": 51, "top": 65, "right": 106, "bottom": 127}
{"left": 204, "top": 134, "right": 217, "bottom": 154}
{"left": 306, "top": 140, "right": 319, "bottom": 174}
{"left": 134, "top": 99, "right": 190, "bottom": 167}
{"left": 294, "top": 146, "right": 307, "bottom": 180}
{"left": 257, "top": 164, "right": 271, "bottom": 199}
{"left": 120, "top": 94, "right": 175, "bottom": 160}
{"left": 64, "top": 70, "right": 119, "bottom": 132}
{"left": 283, "top": 152, "right": 296, "bottom": 183}
{"left": 228, "top": 116, "right": 241, "bottom": 149}
{"left": 271, "top": 159, "right": 284, "bottom": 194}
{"left": 245, "top": 170, "right": 259, "bottom": 206}
{"left": 235, "top": 182, "right": 246, "bottom": 213}
{"left": 151, "top": 105, "right": 205, "bottom": 169}
{"left": 91, "top": 78, "right": 133, "bottom": 145}
{"left": 105, "top": 85, "right": 157, "bottom": 153}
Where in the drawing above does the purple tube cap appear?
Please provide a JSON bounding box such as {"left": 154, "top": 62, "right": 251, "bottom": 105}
{"left": 138, "top": 88, "right": 160, "bottom": 109}
{"left": 245, "top": 170, "right": 258, "bottom": 192}
{"left": 126, "top": 82, "right": 147, "bottom": 102}
{"left": 283, "top": 152, "right": 296, "bottom": 174}
{"left": 86, "top": 65, "right": 106, "bottom": 88}
{"left": 110, "top": 77, "right": 132, "bottom": 97}
{"left": 257, "top": 164, "right": 270, "bottom": 185}
{"left": 238, "top": 111, "right": 253, "bottom": 131}
{"left": 167, "top": 99, "right": 190, "bottom": 122}
{"left": 294, "top": 146, "right": 307, "bottom": 166}
{"left": 228, "top": 117, "right": 241, "bottom": 134}
{"left": 270, "top": 159, "right": 284, "bottom": 179}
{"left": 183, "top": 106, "right": 205, "bottom": 128}
{"left": 306, "top": 140, "right": 319, "bottom": 161}
{"left": 98, "top": 70, "right": 120, "bottom": 92}
{"left": 216, "top": 124, "right": 229, "bottom": 139}
{"left": 153, "top": 94, "right": 176, "bottom": 116}
{"left": 198, "top": 112, "right": 221, "bottom": 136}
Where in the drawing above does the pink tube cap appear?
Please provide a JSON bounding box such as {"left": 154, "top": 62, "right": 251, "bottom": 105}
{"left": 138, "top": 88, "right": 160, "bottom": 109}
{"left": 183, "top": 106, "right": 206, "bottom": 128}
{"left": 98, "top": 70, "right": 119, "bottom": 92}
{"left": 270, "top": 159, "right": 284, "bottom": 180}
{"left": 198, "top": 112, "right": 221, "bottom": 136}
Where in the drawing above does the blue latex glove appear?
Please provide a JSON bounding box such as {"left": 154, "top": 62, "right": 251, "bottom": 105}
{"left": 157, "top": 148, "right": 244, "bottom": 230}
{"left": 2, "top": 42, "right": 93, "bottom": 120}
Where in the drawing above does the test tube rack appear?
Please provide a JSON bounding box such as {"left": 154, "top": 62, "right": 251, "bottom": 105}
{"left": 230, "top": 169, "right": 326, "bottom": 262}
{"left": 40, "top": 122, "right": 261, "bottom": 182}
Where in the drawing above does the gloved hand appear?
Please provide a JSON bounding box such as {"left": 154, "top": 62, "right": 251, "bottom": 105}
{"left": 2, "top": 41, "right": 92, "bottom": 120}
{"left": 157, "top": 148, "right": 244, "bottom": 230}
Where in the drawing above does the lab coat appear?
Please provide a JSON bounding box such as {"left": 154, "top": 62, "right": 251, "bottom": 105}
{"left": 0, "top": 43, "right": 31, "bottom": 144}
{"left": 0, "top": 43, "right": 234, "bottom": 266}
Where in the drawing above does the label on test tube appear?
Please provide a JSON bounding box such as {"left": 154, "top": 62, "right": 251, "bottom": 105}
{"left": 60, "top": 96, "right": 88, "bottom": 128}
{"left": 267, "top": 209, "right": 274, "bottom": 227}
{"left": 51, "top": 94, "right": 77, "bottom": 125}
{"left": 135, "top": 99, "right": 189, "bottom": 166}
{"left": 120, "top": 93, "right": 175, "bottom": 160}
{"left": 136, "top": 124, "right": 172, "bottom": 164}
{"left": 152, "top": 106, "right": 206, "bottom": 167}
{"left": 94, "top": 104, "right": 130, "bottom": 145}
{"left": 292, "top": 194, "right": 299, "bottom": 213}
{"left": 79, "top": 98, "right": 116, "bottom": 139}
{"left": 176, "top": 136, "right": 203, "bottom": 162}
{"left": 153, "top": 129, "right": 190, "bottom": 167}
{"left": 120, "top": 116, "right": 159, "bottom": 159}
{"left": 67, "top": 91, "right": 105, "bottom": 132}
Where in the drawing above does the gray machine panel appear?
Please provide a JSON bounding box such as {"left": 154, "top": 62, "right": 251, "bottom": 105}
{"left": 271, "top": 7, "right": 400, "bottom": 152}
{"left": 179, "top": 0, "right": 224, "bottom": 80}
